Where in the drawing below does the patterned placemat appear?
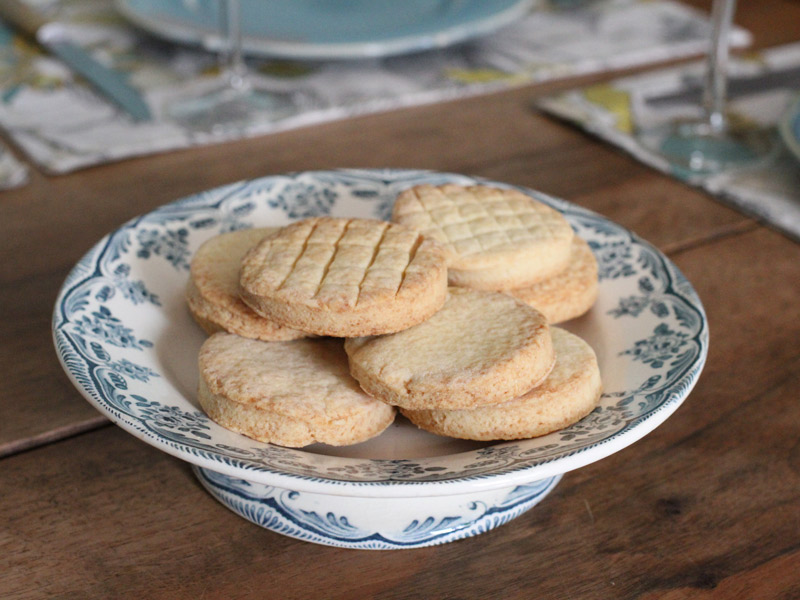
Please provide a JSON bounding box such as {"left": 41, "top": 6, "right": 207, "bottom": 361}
{"left": 0, "top": 0, "right": 749, "bottom": 175}
{"left": 537, "top": 42, "right": 800, "bottom": 243}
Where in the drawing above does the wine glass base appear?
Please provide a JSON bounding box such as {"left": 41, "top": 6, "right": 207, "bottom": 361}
{"left": 167, "top": 80, "right": 296, "bottom": 133}
{"left": 638, "top": 119, "right": 777, "bottom": 176}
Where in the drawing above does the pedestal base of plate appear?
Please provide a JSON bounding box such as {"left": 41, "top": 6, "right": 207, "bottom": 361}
{"left": 193, "top": 466, "right": 561, "bottom": 550}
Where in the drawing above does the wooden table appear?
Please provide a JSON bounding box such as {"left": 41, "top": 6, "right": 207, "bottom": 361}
{"left": 2, "top": 1, "right": 799, "bottom": 597}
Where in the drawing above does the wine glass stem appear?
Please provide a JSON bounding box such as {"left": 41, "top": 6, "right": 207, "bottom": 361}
{"left": 703, "top": 0, "right": 736, "bottom": 133}
{"left": 220, "top": 0, "right": 249, "bottom": 91}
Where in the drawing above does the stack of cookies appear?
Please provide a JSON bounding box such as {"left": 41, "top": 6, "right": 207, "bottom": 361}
{"left": 189, "top": 184, "right": 602, "bottom": 448}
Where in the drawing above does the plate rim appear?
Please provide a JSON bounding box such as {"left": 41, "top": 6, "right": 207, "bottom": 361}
{"left": 53, "top": 168, "right": 708, "bottom": 498}
{"left": 113, "top": 0, "right": 534, "bottom": 60}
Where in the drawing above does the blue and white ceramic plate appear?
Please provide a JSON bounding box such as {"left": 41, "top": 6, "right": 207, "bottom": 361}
{"left": 779, "top": 93, "right": 800, "bottom": 164}
{"left": 115, "top": 0, "right": 534, "bottom": 60}
{"left": 53, "top": 169, "right": 707, "bottom": 549}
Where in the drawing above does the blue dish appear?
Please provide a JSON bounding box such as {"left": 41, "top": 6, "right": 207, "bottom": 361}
{"left": 53, "top": 169, "right": 708, "bottom": 548}
{"left": 115, "top": 0, "right": 533, "bottom": 60}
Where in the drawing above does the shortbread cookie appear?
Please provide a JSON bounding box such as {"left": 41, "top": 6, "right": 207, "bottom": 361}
{"left": 402, "top": 327, "right": 602, "bottom": 441}
{"left": 198, "top": 333, "right": 395, "bottom": 447}
{"left": 239, "top": 217, "right": 448, "bottom": 337}
{"left": 507, "top": 236, "right": 598, "bottom": 324}
{"left": 187, "top": 227, "right": 308, "bottom": 341}
{"left": 392, "top": 184, "right": 574, "bottom": 291}
{"left": 344, "top": 287, "right": 554, "bottom": 410}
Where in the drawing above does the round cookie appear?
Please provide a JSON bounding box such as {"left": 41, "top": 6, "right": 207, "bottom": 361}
{"left": 401, "top": 327, "right": 602, "bottom": 441}
{"left": 239, "top": 217, "right": 448, "bottom": 337}
{"left": 507, "top": 236, "right": 598, "bottom": 324}
{"left": 344, "top": 287, "right": 555, "bottom": 410}
{"left": 187, "top": 227, "right": 307, "bottom": 341}
{"left": 198, "top": 333, "right": 396, "bottom": 447}
{"left": 392, "top": 184, "right": 574, "bottom": 291}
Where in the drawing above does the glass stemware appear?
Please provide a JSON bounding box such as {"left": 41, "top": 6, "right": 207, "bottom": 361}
{"left": 167, "top": 0, "right": 295, "bottom": 132}
{"left": 638, "top": 0, "right": 775, "bottom": 175}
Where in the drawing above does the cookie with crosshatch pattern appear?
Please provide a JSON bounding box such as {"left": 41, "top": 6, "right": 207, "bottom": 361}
{"left": 187, "top": 227, "right": 308, "bottom": 341}
{"left": 401, "top": 327, "right": 602, "bottom": 441}
{"left": 391, "top": 184, "right": 574, "bottom": 291}
{"left": 238, "top": 217, "right": 449, "bottom": 337}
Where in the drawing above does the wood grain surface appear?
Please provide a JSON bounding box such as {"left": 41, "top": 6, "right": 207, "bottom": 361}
{"left": 1, "top": 1, "right": 799, "bottom": 598}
